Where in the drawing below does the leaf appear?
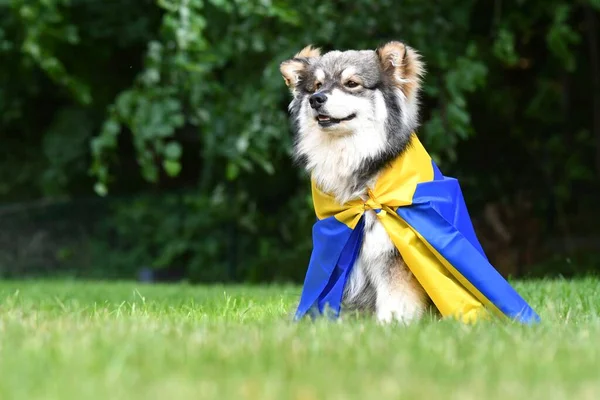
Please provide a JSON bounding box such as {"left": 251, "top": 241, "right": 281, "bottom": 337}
{"left": 226, "top": 162, "right": 239, "bottom": 180}
{"left": 492, "top": 28, "right": 519, "bottom": 66}
{"left": 94, "top": 182, "right": 108, "bottom": 197}
{"left": 163, "top": 159, "right": 182, "bottom": 177}
{"left": 164, "top": 142, "right": 182, "bottom": 160}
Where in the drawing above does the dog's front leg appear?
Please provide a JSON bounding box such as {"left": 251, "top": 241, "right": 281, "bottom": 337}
{"left": 371, "top": 257, "right": 428, "bottom": 324}
{"left": 361, "top": 213, "right": 428, "bottom": 324}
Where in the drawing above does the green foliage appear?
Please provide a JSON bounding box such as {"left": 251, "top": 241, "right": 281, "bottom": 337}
{"left": 0, "top": 0, "right": 599, "bottom": 280}
{"left": 12, "top": 0, "right": 91, "bottom": 104}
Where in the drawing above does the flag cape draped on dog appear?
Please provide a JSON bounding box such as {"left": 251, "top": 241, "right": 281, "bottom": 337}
{"left": 295, "top": 134, "right": 540, "bottom": 324}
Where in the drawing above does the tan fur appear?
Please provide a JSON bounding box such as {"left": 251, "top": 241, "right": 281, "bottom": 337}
{"left": 376, "top": 41, "right": 425, "bottom": 98}
{"left": 280, "top": 60, "right": 305, "bottom": 88}
{"left": 295, "top": 45, "right": 321, "bottom": 59}
{"left": 280, "top": 45, "right": 322, "bottom": 89}
{"left": 389, "top": 258, "right": 428, "bottom": 311}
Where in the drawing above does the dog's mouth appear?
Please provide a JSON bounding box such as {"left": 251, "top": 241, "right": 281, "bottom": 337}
{"left": 316, "top": 113, "right": 356, "bottom": 128}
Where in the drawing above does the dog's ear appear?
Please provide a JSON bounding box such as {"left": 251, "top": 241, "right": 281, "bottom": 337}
{"left": 280, "top": 45, "right": 321, "bottom": 92}
{"left": 294, "top": 45, "right": 321, "bottom": 59}
{"left": 376, "top": 41, "right": 424, "bottom": 98}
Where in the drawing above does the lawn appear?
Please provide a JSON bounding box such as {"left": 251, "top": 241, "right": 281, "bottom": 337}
{"left": 0, "top": 279, "right": 599, "bottom": 400}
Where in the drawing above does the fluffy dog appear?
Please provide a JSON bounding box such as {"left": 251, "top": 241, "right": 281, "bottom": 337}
{"left": 280, "top": 41, "right": 430, "bottom": 324}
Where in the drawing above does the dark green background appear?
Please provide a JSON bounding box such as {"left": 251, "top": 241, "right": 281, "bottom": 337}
{"left": 1, "top": 0, "right": 599, "bottom": 282}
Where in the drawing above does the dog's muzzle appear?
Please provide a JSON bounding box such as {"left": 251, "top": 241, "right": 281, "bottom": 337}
{"left": 309, "top": 91, "right": 356, "bottom": 128}
{"left": 309, "top": 92, "right": 327, "bottom": 110}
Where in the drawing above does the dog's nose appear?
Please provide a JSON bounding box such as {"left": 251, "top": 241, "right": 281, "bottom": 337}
{"left": 309, "top": 92, "right": 327, "bottom": 109}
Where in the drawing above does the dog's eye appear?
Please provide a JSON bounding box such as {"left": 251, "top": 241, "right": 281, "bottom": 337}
{"left": 315, "top": 82, "right": 322, "bottom": 91}
{"left": 345, "top": 80, "right": 360, "bottom": 88}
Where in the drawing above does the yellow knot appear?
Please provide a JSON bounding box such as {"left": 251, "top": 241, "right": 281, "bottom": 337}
{"left": 363, "top": 188, "right": 383, "bottom": 211}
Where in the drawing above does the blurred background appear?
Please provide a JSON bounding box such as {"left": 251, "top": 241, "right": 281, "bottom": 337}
{"left": 1, "top": 0, "right": 599, "bottom": 283}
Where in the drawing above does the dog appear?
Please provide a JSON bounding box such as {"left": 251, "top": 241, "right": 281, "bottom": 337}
{"left": 280, "top": 41, "right": 430, "bottom": 324}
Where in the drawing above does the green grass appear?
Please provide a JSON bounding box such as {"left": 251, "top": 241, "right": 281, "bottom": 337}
{"left": 0, "top": 279, "right": 599, "bottom": 400}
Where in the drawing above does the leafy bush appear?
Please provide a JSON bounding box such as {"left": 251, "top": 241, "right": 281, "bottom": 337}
{"left": 1, "top": 0, "right": 599, "bottom": 280}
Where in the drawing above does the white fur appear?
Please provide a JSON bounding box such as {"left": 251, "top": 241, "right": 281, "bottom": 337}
{"left": 296, "top": 89, "right": 388, "bottom": 202}
{"left": 395, "top": 88, "right": 419, "bottom": 131}
{"left": 344, "top": 211, "right": 426, "bottom": 324}
{"left": 294, "top": 86, "right": 428, "bottom": 324}
{"left": 314, "top": 69, "right": 325, "bottom": 82}
{"left": 341, "top": 67, "right": 357, "bottom": 82}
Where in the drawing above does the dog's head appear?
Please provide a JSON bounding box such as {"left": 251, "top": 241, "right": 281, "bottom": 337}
{"left": 280, "top": 42, "right": 424, "bottom": 165}
{"left": 280, "top": 42, "right": 425, "bottom": 200}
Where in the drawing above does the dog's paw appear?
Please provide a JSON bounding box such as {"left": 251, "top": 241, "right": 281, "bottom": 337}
{"left": 375, "top": 294, "right": 425, "bottom": 325}
{"left": 376, "top": 307, "right": 395, "bottom": 325}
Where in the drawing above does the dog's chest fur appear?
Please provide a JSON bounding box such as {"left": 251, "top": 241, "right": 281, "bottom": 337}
{"left": 296, "top": 96, "right": 389, "bottom": 204}
{"left": 310, "top": 149, "right": 426, "bottom": 321}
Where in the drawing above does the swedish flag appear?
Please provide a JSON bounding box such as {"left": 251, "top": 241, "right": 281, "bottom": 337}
{"left": 295, "top": 134, "right": 540, "bottom": 324}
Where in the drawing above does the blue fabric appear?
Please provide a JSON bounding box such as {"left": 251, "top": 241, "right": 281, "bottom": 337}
{"left": 422, "top": 162, "right": 488, "bottom": 259}
{"left": 295, "top": 159, "right": 540, "bottom": 324}
{"left": 432, "top": 160, "right": 444, "bottom": 181}
{"left": 397, "top": 175, "right": 540, "bottom": 323}
{"left": 315, "top": 216, "right": 365, "bottom": 317}
{"left": 294, "top": 216, "right": 364, "bottom": 319}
